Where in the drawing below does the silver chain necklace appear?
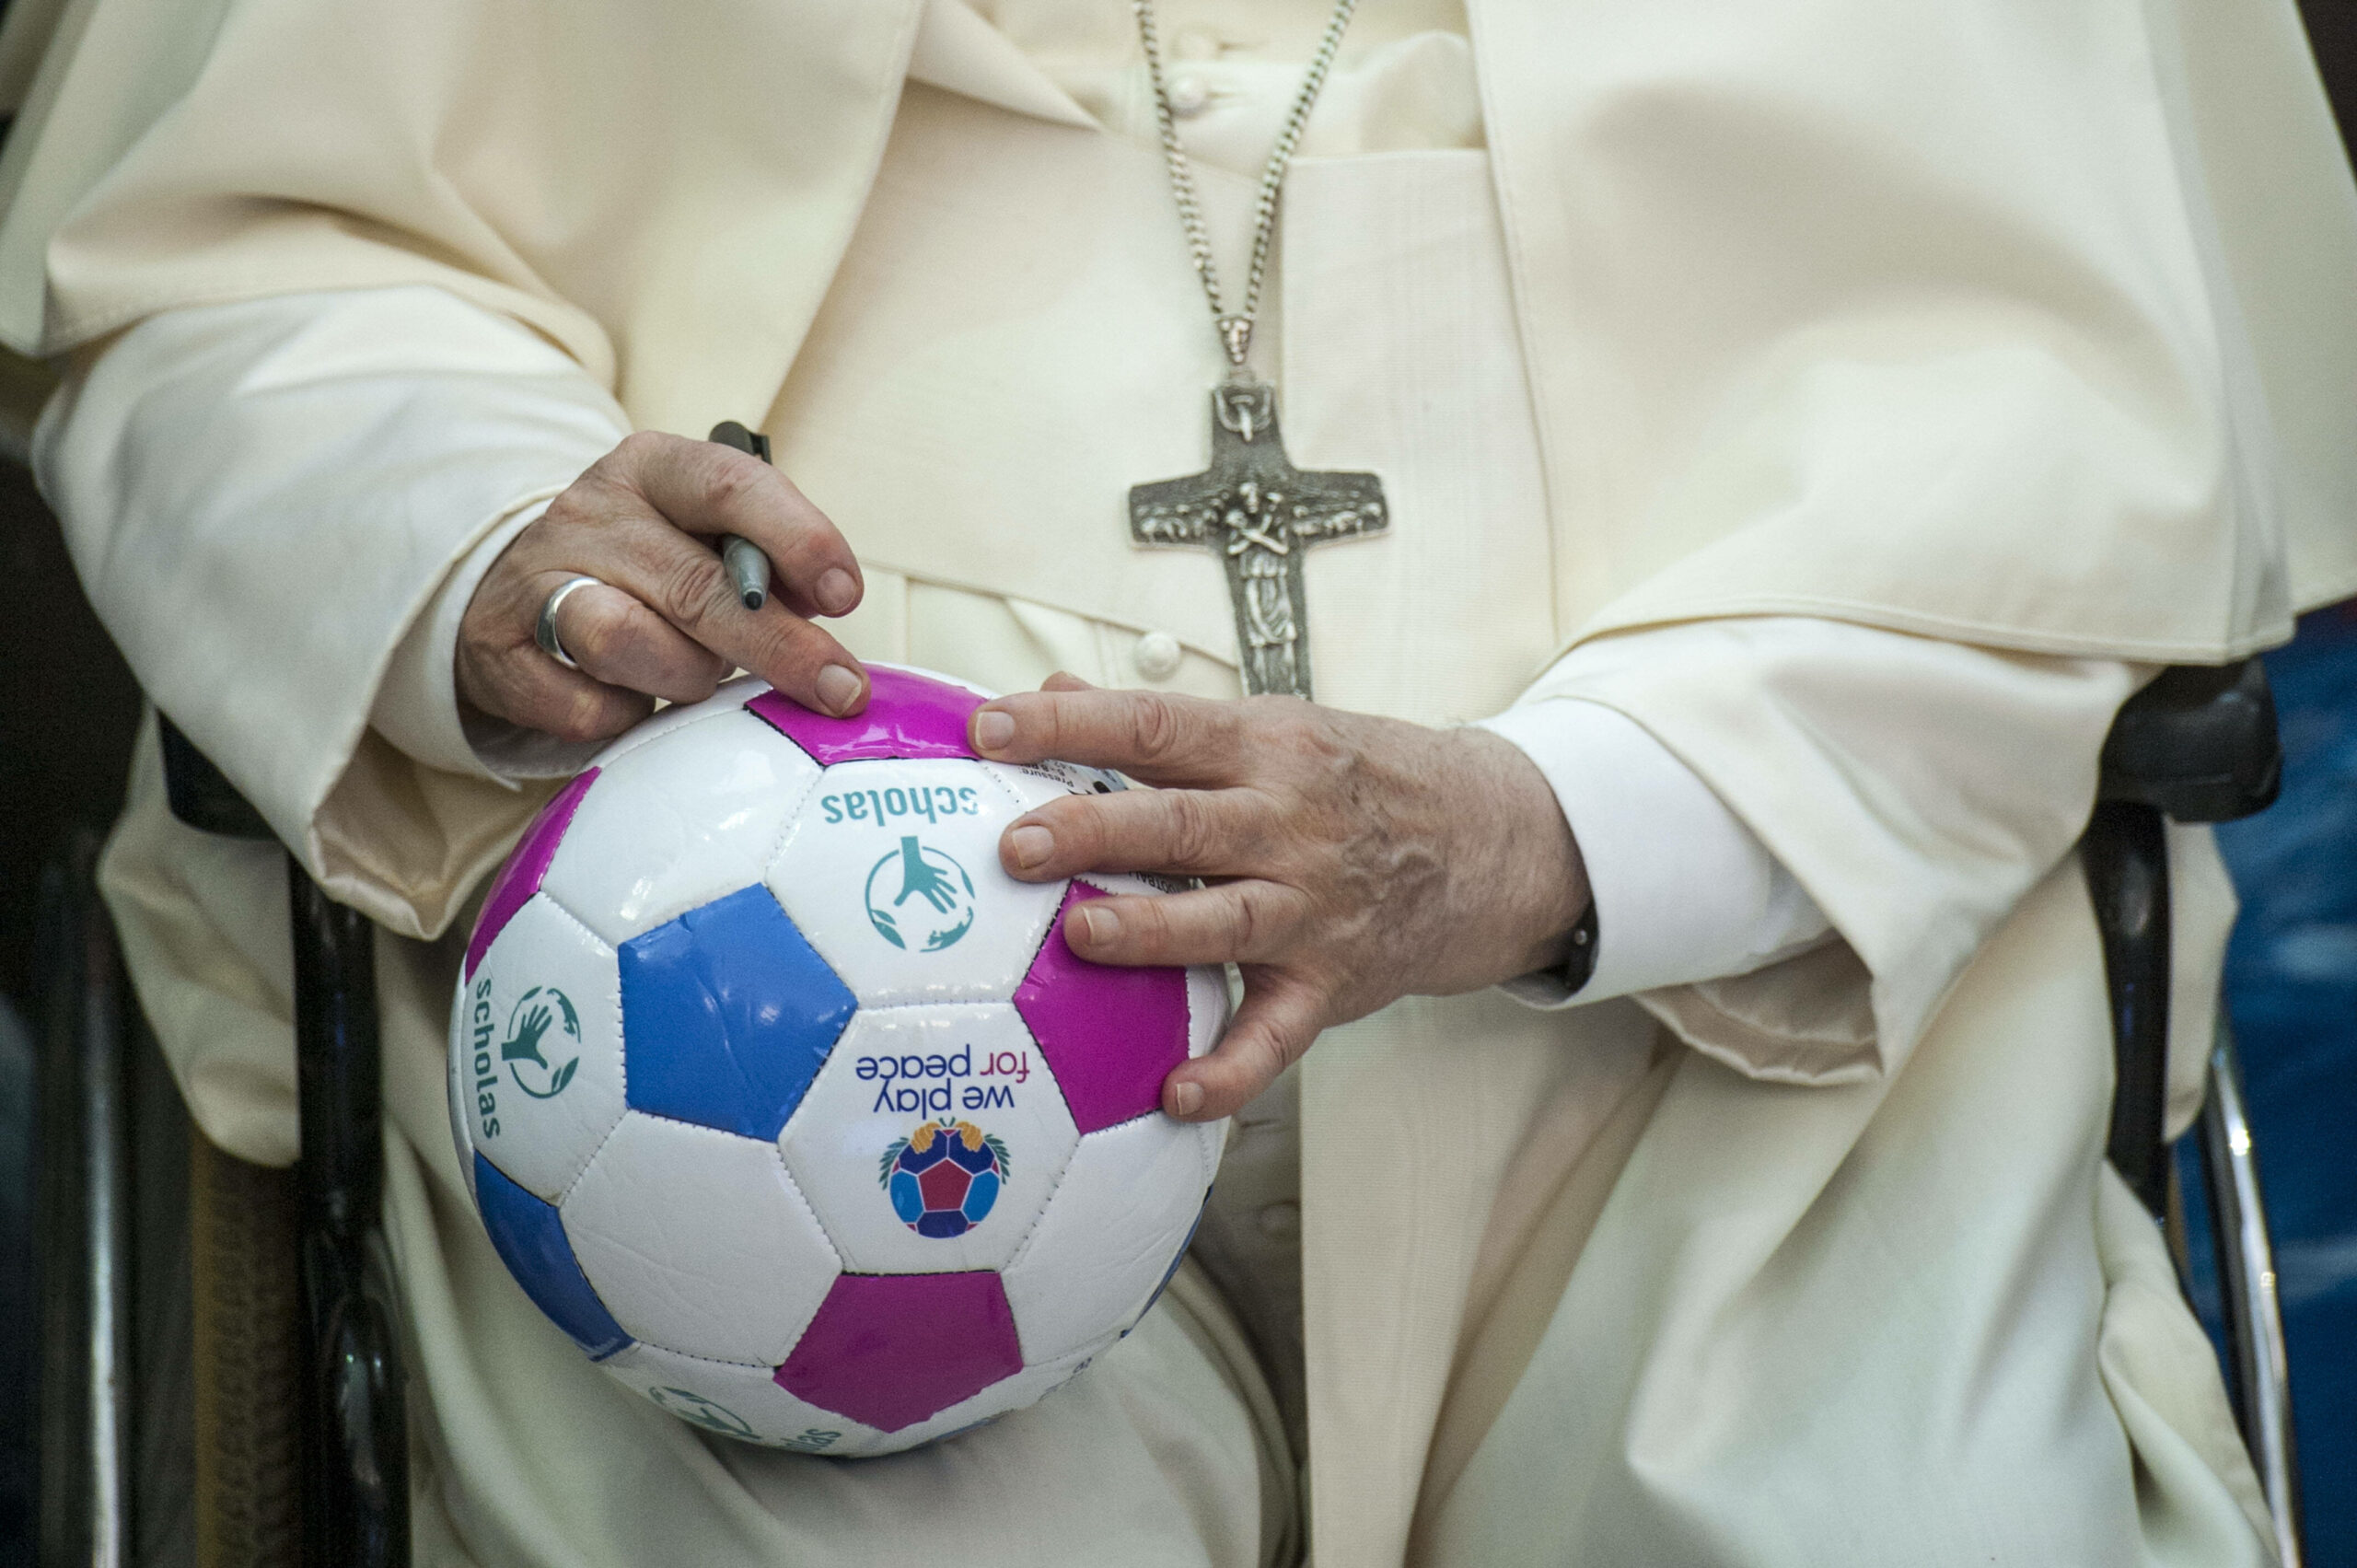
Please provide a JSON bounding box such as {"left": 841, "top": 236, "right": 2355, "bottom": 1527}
{"left": 1132, "top": 0, "right": 1360, "bottom": 371}
{"left": 1123, "top": 0, "right": 1390, "bottom": 700}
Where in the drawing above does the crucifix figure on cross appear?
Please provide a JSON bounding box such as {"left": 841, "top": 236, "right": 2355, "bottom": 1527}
{"left": 1127, "top": 380, "right": 1388, "bottom": 699}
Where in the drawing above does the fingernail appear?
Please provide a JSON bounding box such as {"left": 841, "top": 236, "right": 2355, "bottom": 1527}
{"left": 1167, "top": 1079, "right": 1204, "bottom": 1118}
{"left": 816, "top": 568, "right": 858, "bottom": 615}
{"left": 1008, "top": 824, "right": 1053, "bottom": 869}
{"left": 815, "top": 664, "right": 864, "bottom": 714}
{"left": 1074, "top": 903, "right": 1116, "bottom": 945}
{"left": 973, "top": 709, "right": 1016, "bottom": 753}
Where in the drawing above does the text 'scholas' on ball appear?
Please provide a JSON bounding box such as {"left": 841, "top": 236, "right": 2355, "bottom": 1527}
{"left": 447, "top": 664, "right": 1228, "bottom": 1456}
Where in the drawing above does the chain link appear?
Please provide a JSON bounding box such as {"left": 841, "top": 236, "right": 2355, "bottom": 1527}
{"left": 1132, "top": 0, "right": 1362, "bottom": 373}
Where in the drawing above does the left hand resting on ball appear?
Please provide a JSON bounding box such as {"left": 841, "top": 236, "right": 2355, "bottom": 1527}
{"left": 970, "top": 676, "right": 1592, "bottom": 1122}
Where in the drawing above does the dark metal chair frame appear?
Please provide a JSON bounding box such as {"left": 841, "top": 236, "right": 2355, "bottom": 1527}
{"left": 35, "top": 660, "right": 2305, "bottom": 1567}
{"left": 157, "top": 718, "right": 408, "bottom": 1568}
{"left": 2083, "top": 657, "right": 2304, "bottom": 1564}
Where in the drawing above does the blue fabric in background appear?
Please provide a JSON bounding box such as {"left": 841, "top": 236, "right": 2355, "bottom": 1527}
{"left": 2189, "top": 603, "right": 2357, "bottom": 1562}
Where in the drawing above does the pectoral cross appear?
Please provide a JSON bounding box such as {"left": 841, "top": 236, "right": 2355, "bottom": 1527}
{"left": 1128, "top": 381, "right": 1387, "bottom": 699}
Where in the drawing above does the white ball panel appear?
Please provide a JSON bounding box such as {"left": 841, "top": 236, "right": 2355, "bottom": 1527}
{"left": 1194, "top": 1116, "right": 1228, "bottom": 1189}
{"left": 1000, "top": 1111, "right": 1216, "bottom": 1365}
{"left": 1184, "top": 964, "right": 1233, "bottom": 1179}
{"left": 983, "top": 757, "right": 1127, "bottom": 812}
{"left": 563, "top": 1111, "right": 839, "bottom": 1365}
{"left": 765, "top": 759, "right": 1060, "bottom": 1006}
{"left": 541, "top": 710, "right": 821, "bottom": 947}
{"left": 599, "top": 1342, "right": 883, "bottom": 1456}
{"left": 460, "top": 894, "right": 628, "bottom": 1203}
{"left": 446, "top": 977, "right": 480, "bottom": 1206}
{"left": 587, "top": 676, "right": 765, "bottom": 769}
{"left": 1185, "top": 963, "right": 1230, "bottom": 1060}
{"left": 778, "top": 1004, "right": 1079, "bottom": 1274}
{"left": 884, "top": 662, "right": 996, "bottom": 703}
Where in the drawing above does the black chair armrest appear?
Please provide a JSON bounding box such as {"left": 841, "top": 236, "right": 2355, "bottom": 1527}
{"left": 157, "top": 715, "right": 275, "bottom": 841}
{"left": 2098, "top": 658, "right": 2282, "bottom": 822}
{"left": 2084, "top": 656, "right": 2281, "bottom": 1218}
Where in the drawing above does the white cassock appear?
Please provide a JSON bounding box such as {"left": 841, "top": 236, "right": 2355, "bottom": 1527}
{"left": 8, "top": 0, "right": 2357, "bottom": 1563}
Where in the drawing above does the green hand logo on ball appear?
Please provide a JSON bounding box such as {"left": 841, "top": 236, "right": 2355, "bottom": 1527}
{"left": 865, "top": 836, "right": 977, "bottom": 952}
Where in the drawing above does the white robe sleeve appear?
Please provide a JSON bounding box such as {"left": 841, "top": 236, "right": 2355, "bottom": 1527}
{"left": 1479, "top": 695, "right": 1832, "bottom": 1005}
{"left": 1487, "top": 620, "right": 2152, "bottom": 1084}
{"left": 34, "top": 284, "right": 629, "bottom": 936}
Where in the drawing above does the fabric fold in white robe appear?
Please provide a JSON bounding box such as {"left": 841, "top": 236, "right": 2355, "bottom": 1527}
{"left": 1502, "top": 620, "right": 2159, "bottom": 1078}
{"left": 33, "top": 283, "right": 626, "bottom": 936}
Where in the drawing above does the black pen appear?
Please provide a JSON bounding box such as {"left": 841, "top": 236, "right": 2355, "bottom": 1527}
{"left": 707, "top": 419, "right": 773, "bottom": 610}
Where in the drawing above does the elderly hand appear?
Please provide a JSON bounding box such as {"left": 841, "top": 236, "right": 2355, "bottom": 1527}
{"left": 971, "top": 677, "right": 1591, "bottom": 1121}
{"left": 458, "top": 432, "right": 869, "bottom": 740}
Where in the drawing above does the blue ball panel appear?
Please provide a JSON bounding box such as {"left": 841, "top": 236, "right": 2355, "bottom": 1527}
{"left": 472, "top": 1152, "right": 631, "bottom": 1360}
{"left": 618, "top": 885, "right": 858, "bottom": 1141}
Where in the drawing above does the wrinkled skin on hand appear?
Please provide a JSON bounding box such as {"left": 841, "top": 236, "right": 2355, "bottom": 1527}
{"left": 458, "top": 431, "right": 870, "bottom": 741}
{"left": 972, "top": 676, "right": 1591, "bottom": 1121}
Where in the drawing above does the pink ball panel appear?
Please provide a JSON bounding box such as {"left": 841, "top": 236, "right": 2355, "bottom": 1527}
{"left": 748, "top": 667, "right": 983, "bottom": 765}
{"left": 1014, "top": 884, "right": 1190, "bottom": 1134}
{"left": 775, "top": 1272, "right": 1023, "bottom": 1433}
{"left": 463, "top": 767, "right": 598, "bottom": 981}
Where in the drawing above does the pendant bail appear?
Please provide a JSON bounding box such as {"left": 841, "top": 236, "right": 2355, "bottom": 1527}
{"left": 1215, "top": 314, "right": 1254, "bottom": 368}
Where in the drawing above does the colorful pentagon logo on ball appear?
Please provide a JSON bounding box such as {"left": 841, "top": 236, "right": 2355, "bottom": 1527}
{"left": 447, "top": 665, "right": 1230, "bottom": 1456}
{"left": 882, "top": 1118, "right": 1009, "bottom": 1237}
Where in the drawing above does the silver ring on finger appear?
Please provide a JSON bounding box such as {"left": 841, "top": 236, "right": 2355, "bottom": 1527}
{"left": 535, "top": 575, "right": 606, "bottom": 671}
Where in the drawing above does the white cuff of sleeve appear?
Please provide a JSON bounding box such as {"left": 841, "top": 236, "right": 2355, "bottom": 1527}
{"left": 1474, "top": 698, "right": 1831, "bottom": 1007}
{"left": 369, "top": 496, "right": 607, "bottom": 784}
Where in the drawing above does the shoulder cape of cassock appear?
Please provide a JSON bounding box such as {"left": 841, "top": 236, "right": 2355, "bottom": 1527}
{"left": 0, "top": 0, "right": 2352, "bottom": 666}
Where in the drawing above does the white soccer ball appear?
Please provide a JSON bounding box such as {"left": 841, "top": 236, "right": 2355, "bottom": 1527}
{"left": 447, "top": 665, "right": 1227, "bottom": 1456}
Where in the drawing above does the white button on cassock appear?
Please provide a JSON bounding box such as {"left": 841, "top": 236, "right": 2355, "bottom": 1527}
{"left": 1167, "top": 74, "right": 1211, "bottom": 117}
{"left": 1133, "top": 630, "right": 1184, "bottom": 679}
